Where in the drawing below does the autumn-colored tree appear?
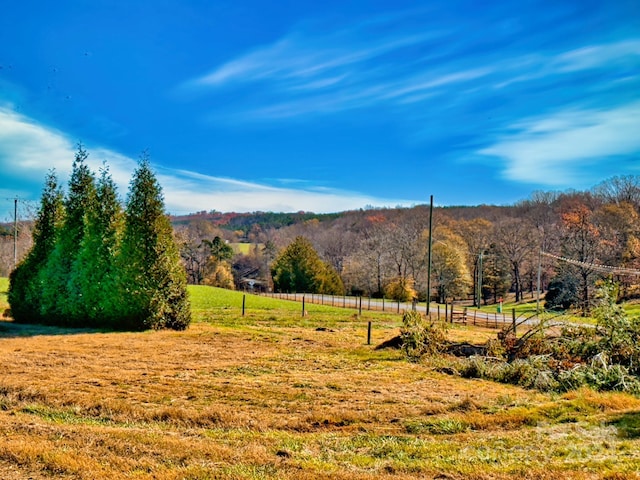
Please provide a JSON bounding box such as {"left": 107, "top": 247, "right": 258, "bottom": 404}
{"left": 385, "top": 276, "right": 417, "bottom": 302}
{"left": 594, "top": 202, "right": 640, "bottom": 298}
{"left": 493, "top": 217, "right": 538, "bottom": 303}
{"left": 453, "top": 218, "right": 493, "bottom": 306}
{"left": 176, "top": 219, "right": 223, "bottom": 285}
{"left": 349, "top": 214, "right": 394, "bottom": 297}
{"left": 480, "top": 244, "right": 511, "bottom": 304}
{"left": 201, "top": 236, "right": 235, "bottom": 289}
{"left": 558, "top": 199, "right": 602, "bottom": 315}
{"left": 430, "top": 227, "right": 472, "bottom": 303}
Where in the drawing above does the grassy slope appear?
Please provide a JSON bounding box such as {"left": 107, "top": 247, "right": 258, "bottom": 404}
{"left": 0, "top": 280, "right": 638, "bottom": 479}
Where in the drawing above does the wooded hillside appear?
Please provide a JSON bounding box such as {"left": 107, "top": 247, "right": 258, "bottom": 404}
{"left": 172, "top": 176, "right": 640, "bottom": 314}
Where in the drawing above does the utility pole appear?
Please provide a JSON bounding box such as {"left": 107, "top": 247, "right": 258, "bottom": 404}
{"left": 426, "top": 195, "right": 434, "bottom": 315}
{"left": 476, "top": 251, "right": 483, "bottom": 308}
{"left": 536, "top": 250, "right": 542, "bottom": 314}
{"left": 14, "top": 197, "right": 18, "bottom": 269}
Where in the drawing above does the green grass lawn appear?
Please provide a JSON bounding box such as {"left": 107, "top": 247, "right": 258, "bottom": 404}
{"left": 230, "top": 242, "right": 262, "bottom": 255}
{"left": 0, "top": 277, "right": 8, "bottom": 311}
{"left": 0, "top": 277, "right": 639, "bottom": 479}
{"left": 190, "top": 284, "right": 402, "bottom": 331}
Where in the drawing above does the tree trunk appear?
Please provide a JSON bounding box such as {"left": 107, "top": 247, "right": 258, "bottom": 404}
{"left": 512, "top": 262, "right": 521, "bottom": 302}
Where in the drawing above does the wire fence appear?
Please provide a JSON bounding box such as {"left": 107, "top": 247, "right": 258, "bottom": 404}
{"left": 260, "top": 292, "right": 528, "bottom": 329}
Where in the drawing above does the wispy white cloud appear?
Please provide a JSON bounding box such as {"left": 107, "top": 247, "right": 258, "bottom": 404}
{"left": 0, "top": 106, "right": 417, "bottom": 214}
{"left": 156, "top": 169, "right": 415, "bottom": 214}
{"left": 494, "top": 39, "right": 640, "bottom": 89}
{"left": 479, "top": 101, "right": 640, "bottom": 186}
{"left": 190, "top": 28, "right": 436, "bottom": 89}
{"left": 551, "top": 39, "right": 640, "bottom": 73}
{"left": 183, "top": 10, "right": 640, "bottom": 124}
{"left": 0, "top": 105, "right": 74, "bottom": 180}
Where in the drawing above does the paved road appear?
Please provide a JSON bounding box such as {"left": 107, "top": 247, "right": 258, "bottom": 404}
{"left": 261, "top": 292, "right": 541, "bottom": 327}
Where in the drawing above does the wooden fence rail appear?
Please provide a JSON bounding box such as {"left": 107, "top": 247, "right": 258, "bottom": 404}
{"left": 261, "top": 292, "right": 521, "bottom": 328}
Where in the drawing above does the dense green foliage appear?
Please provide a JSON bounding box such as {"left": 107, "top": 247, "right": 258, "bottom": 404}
{"left": 545, "top": 272, "right": 579, "bottom": 310}
{"left": 400, "top": 310, "right": 447, "bottom": 361}
{"left": 117, "top": 155, "right": 191, "bottom": 330}
{"left": 271, "top": 236, "right": 344, "bottom": 295}
{"left": 8, "top": 171, "right": 64, "bottom": 323}
{"left": 444, "top": 280, "right": 640, "bottom": 394}
{"left": 68, "top": 165, "right": 123, "bottom": 326}
{"left": 8, "top": 149, "right": 190, "bottom": 330}
{"left": 40, "top": 146, "right": 97, "bottom": 325}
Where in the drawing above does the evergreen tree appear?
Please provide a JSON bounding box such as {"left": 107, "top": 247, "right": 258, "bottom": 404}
{"left": 271, "top": 236, "right": 344, "bottom": 294}
{"left": 40, "top": 145, "right": 96, "bottom": 325}
{"left": 118, "top": 153, "right": 191, "bottom": 330}
{"left": 68, "top": 164, "right": 123, "bottom": 326}
{"left": 545, "top": 271, "right": 579, "bottom": 311}
{"left": 8, "top": 171, "right": 65, "bottom": 323}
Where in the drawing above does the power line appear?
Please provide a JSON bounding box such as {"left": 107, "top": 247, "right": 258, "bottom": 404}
{"left": 541, "top": 251, "right": 640, "bottom": 276}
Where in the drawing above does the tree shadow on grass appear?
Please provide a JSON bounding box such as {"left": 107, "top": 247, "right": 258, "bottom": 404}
{"left": 609, "top": 411, "right": 640, "bottom": 439}
{"left": 0, "top": 319, "right": 106, "bottom": 338}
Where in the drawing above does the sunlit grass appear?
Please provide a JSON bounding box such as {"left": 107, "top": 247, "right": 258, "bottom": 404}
{"left": 0, "top": 276, "right": 8, "bottom": 310}
{"left": 0, "top": 279, "right": 639, "bottom": 478}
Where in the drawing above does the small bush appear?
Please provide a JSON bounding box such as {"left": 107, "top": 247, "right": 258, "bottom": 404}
{"left": 497, "top": 356, "right": 551, "bottom": 388}
{"left": 400, "top": 311, "right": 447, "bottom": 361}
{"left": 458, "top": 356, "right": 498, "bottom": 379}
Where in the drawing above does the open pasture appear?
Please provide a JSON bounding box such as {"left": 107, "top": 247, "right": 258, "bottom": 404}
{"left": 0, "top": 279, "right": 638, "bottom": 479}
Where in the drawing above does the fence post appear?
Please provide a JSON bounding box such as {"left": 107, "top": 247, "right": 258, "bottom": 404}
{"left": 359, "top": 297, "right": 362, "bottom": 316}
{"left": 382, "top": 298, "right": 385, "bottom": 312}
{"left": 367, "top": 321, "right": 372, "bottom": 345}
{"left": 242, "top": 294, "right": 246, "bottom": 316}
{"left": 437, "top": 304, "right": 440, "bottom": 321}
{"left": 512, "top": 308, "right": 517, "bottom": 336}
{"left": 302, "top": 295, "right": 306, "bottom": 317}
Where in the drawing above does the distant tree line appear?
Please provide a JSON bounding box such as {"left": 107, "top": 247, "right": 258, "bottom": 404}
{"left": 8, "top": 171, "right": 639, "bottom": 316}
{"left": 8, "top": 146, "right": 190, "bottom": 330}
{"left": 173, "top": 175, "right": 640, "bottom": 314}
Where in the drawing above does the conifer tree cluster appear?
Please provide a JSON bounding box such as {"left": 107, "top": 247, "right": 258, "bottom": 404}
{"left": 8, "top": 146, "right": 191, "bottom": 330}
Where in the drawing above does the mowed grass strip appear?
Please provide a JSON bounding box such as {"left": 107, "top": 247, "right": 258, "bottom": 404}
{"left": 0, "top": 280, "right": 638, "bottom": 479}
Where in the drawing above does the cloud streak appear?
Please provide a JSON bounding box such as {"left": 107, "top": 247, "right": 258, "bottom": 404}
{"left": 0, "top": 106, "right": 417, "bottom": 214}
{"left": 181, "top": 8, "right": 640, "bottom": 190}
{"left": 479, "top": 101, "right": 640, "bottom": 186}
{"left": 184, "top": 9, "right": 640, "bottom": 120}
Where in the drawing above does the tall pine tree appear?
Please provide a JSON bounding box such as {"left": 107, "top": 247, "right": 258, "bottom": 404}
{"left": 40, "top": 145, "right": 97, "bottom": 325}
{"left": 8, "top": 171, "right": 65, "bottom": 323}
{"left": 118, "top": 153, "right": 191, "bottom": 330}
{"left": 68, "top": 163, "right": 123, "bottom": 326}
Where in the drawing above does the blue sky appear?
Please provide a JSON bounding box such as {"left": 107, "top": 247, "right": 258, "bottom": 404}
{"left": 1, "top": 0, "right": 638, "bottom": 215}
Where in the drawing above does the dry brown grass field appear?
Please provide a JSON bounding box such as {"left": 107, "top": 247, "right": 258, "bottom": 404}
{"left": 0, "top": 280, "right": 638, "bottom": 479}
